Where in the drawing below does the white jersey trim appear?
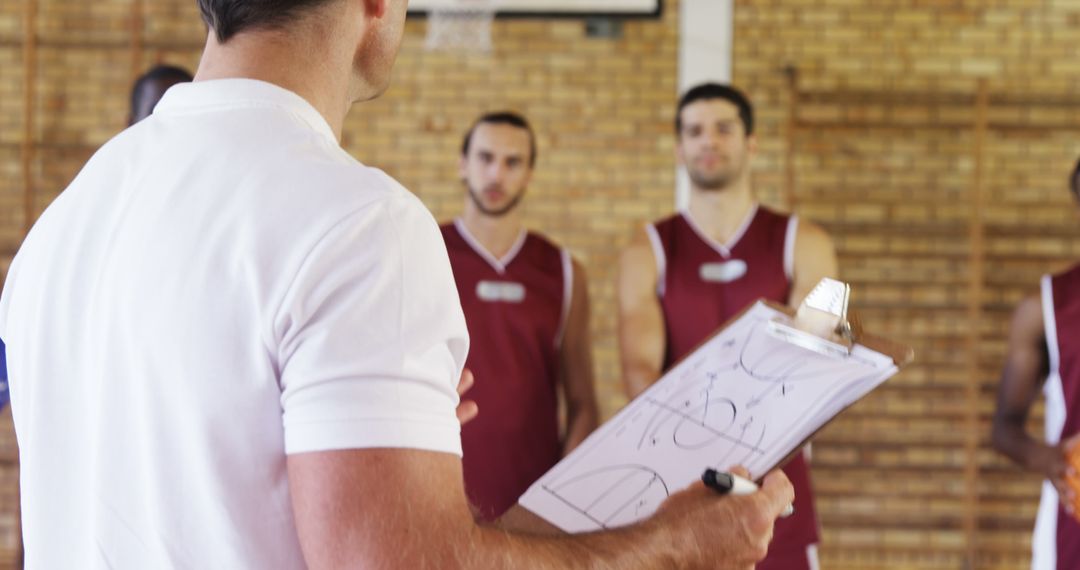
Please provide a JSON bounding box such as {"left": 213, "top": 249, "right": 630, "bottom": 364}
{"left": 645, "top": 223, "right": 667, "bottom": 298}
{"left": 1033, "top": 274, "right": 1063, "bottom": 570}
{"left": 1033, "top": 480, "right": 1058, "bottom": 570}
{"left": 554, "top": 249, "right": 573, "bottom": 349}
{"left": 784, "top": 215, "right": 799, "bottom": 282}
{"left": 807, "top": 543, "right": 821, "bottom": 570}
{"left": 679, "top": 203, "right": 758, "bottom": 258}
{"left": 453, "top": 217, "right": 527, "bottom": 275}
{"left": 1042, "top": 274, "right": 1065, "bottom": 444}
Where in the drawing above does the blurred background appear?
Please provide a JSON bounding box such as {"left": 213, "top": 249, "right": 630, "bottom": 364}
{"left": 3, "top": 0, "right": 1080, "bottom": 568}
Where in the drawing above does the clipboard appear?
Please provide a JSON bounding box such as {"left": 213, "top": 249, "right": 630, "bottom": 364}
{"left": 762, "top": 278, "right": 912, "bottom": 365}
{"left": 517, "top": 278, "right": 914, "bottom": 534}
{"left": 758, "top": 278, "right": 913, "bottom": 472}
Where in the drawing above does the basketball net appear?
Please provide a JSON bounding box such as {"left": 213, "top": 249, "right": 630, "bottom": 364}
{"left": 424, "top": 0, "right": 496, "bottom": 53}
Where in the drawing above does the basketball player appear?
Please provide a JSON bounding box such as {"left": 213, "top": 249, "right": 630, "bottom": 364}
{"left": 617, "top": 83, "right": 838, "bottom": 569}
{"left": 441, "top": 111, "right": 599, "bottom": 521}
{"left": 128, "top": 64, "right": 193, "bottom": 125}
{"left": 992, "top": 157, "right": 1080, "bottom": 570}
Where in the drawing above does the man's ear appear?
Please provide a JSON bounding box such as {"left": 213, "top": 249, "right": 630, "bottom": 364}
{"left": 746, "top": 134, "right": 759, "bottom": 158}
{"left": 458, "top": 155, "right": 468, "bottom": 180}
{"left": 362, "top": 0, "right": 388, "bottom": 19}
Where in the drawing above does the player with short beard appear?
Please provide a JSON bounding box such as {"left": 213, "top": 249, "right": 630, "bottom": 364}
{"left": 618, "top": 83, "right": 838, "bottom": 570}
{"left": 441, "top": 111, "right": 600, "bottom": 521}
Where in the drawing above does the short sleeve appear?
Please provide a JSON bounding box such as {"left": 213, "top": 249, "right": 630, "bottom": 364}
{"left": 275, "top": 190, "right": 469, "bottom": 456}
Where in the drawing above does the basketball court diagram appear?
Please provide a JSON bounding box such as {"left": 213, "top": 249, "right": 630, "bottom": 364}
{"left": 520, "top": 302, "right": 899, "bottom": 533}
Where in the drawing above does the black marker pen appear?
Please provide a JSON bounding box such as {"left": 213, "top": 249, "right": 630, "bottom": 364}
{"left": 702, "top": 468, "right": 795, "bottom": 518}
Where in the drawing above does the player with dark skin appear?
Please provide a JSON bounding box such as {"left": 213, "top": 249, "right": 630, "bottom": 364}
{"left": 991, "top": 160, "right": 1080, "bottom": 515}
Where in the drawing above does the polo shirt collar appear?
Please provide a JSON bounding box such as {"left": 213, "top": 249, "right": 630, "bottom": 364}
{"left": 154, "top": 78, "right": 338, "bottom": 142}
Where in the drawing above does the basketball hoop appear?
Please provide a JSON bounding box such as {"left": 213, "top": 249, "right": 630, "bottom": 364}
{"left": 423, "top": 0, "right": 496, "bottom": 53}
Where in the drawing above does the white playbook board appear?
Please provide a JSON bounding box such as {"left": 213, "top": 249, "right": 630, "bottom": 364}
{"left": 408, "top": 0, "right": 662, "bottom": 17}
{"left": 518, "top": 300, "right": 903, "bottom": 533}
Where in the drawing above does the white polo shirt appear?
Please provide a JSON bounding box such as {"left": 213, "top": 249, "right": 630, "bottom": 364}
{"left": 0, "top": 79, "right": 468, "bottom": 568}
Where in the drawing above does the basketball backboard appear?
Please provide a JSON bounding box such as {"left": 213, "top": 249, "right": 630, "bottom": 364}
{"left": 408, "top": 0, "right": 662, "bottom": 17}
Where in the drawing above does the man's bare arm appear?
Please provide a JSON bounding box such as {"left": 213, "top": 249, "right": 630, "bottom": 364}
{"left": 788, "top": 220, "right": 838, "bottom": 308}
{"left": 288, "top": 448, "right": 794, "bottom": 569}
{"left": 991, "top": 295, "right": 1049, "bottom": 470}
{"left": 618, "top": 231, "right": 666, "bottom": 398}
{"left": 991, "top": 294, "right": 1079, "bottom": 510}
{"left": 559, "top": 258, "right": 599, "bottom": 454}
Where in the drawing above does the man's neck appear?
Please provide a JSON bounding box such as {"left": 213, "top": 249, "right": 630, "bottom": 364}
{"left": 686, "top": 180, "right": 755, "bottom": 244}
{"left": 193, "top": 26, "right": 355, "bottom": 141}
{"left": 460, "top": 207, "right": 525, "bottom": 260}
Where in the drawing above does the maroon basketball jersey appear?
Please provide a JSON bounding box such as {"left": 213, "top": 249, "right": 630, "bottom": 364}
{"left": 649, "top": 205, "right": 821, "bottom": 565}
{"left": 441, "top": 219, "right": 571, "bottom": 521}
{"left": 650, "top": 206, "right": 794, "bottom": 370}
{"left": 1038, "top": 263, "right": 1080, "bottom": 569}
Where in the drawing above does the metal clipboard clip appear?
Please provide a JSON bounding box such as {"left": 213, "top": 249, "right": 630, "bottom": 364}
{"left": 766, "top": 278, "right": 860, "bottom": 358}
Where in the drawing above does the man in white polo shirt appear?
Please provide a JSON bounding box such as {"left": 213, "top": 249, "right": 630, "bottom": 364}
{"left": 0, "top": 0, "right": 793, "bottom": 567}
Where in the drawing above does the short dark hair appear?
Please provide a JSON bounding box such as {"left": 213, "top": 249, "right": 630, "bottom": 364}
{"left": 129, "top": 65, "right": 193, "bottom": 124}
{"left": 675, "top": 83, "right": 754, "bottom": 138}
{"left": 461, "top": 112, "right": 537, "bottom": 168}
{"left": 131, "top": 65, "right": 192, "bottom": 109}
{"left": 1071, "top": 157, "right": 1080, "bottom": 201}
{"left": 197, "top": 0, "right": 334, "bottom": 43}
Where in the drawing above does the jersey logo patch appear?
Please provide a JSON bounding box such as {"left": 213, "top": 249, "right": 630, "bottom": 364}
{"left": 476, "top": 280, "right": 527, "bottom": 303}
{"left": 699, "top": 260, "right": 748, "bottom": 283}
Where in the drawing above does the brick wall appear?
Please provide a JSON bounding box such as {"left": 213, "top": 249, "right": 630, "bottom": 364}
{"left": 3, "top": 0, "right": 1080, "bottom": 568}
